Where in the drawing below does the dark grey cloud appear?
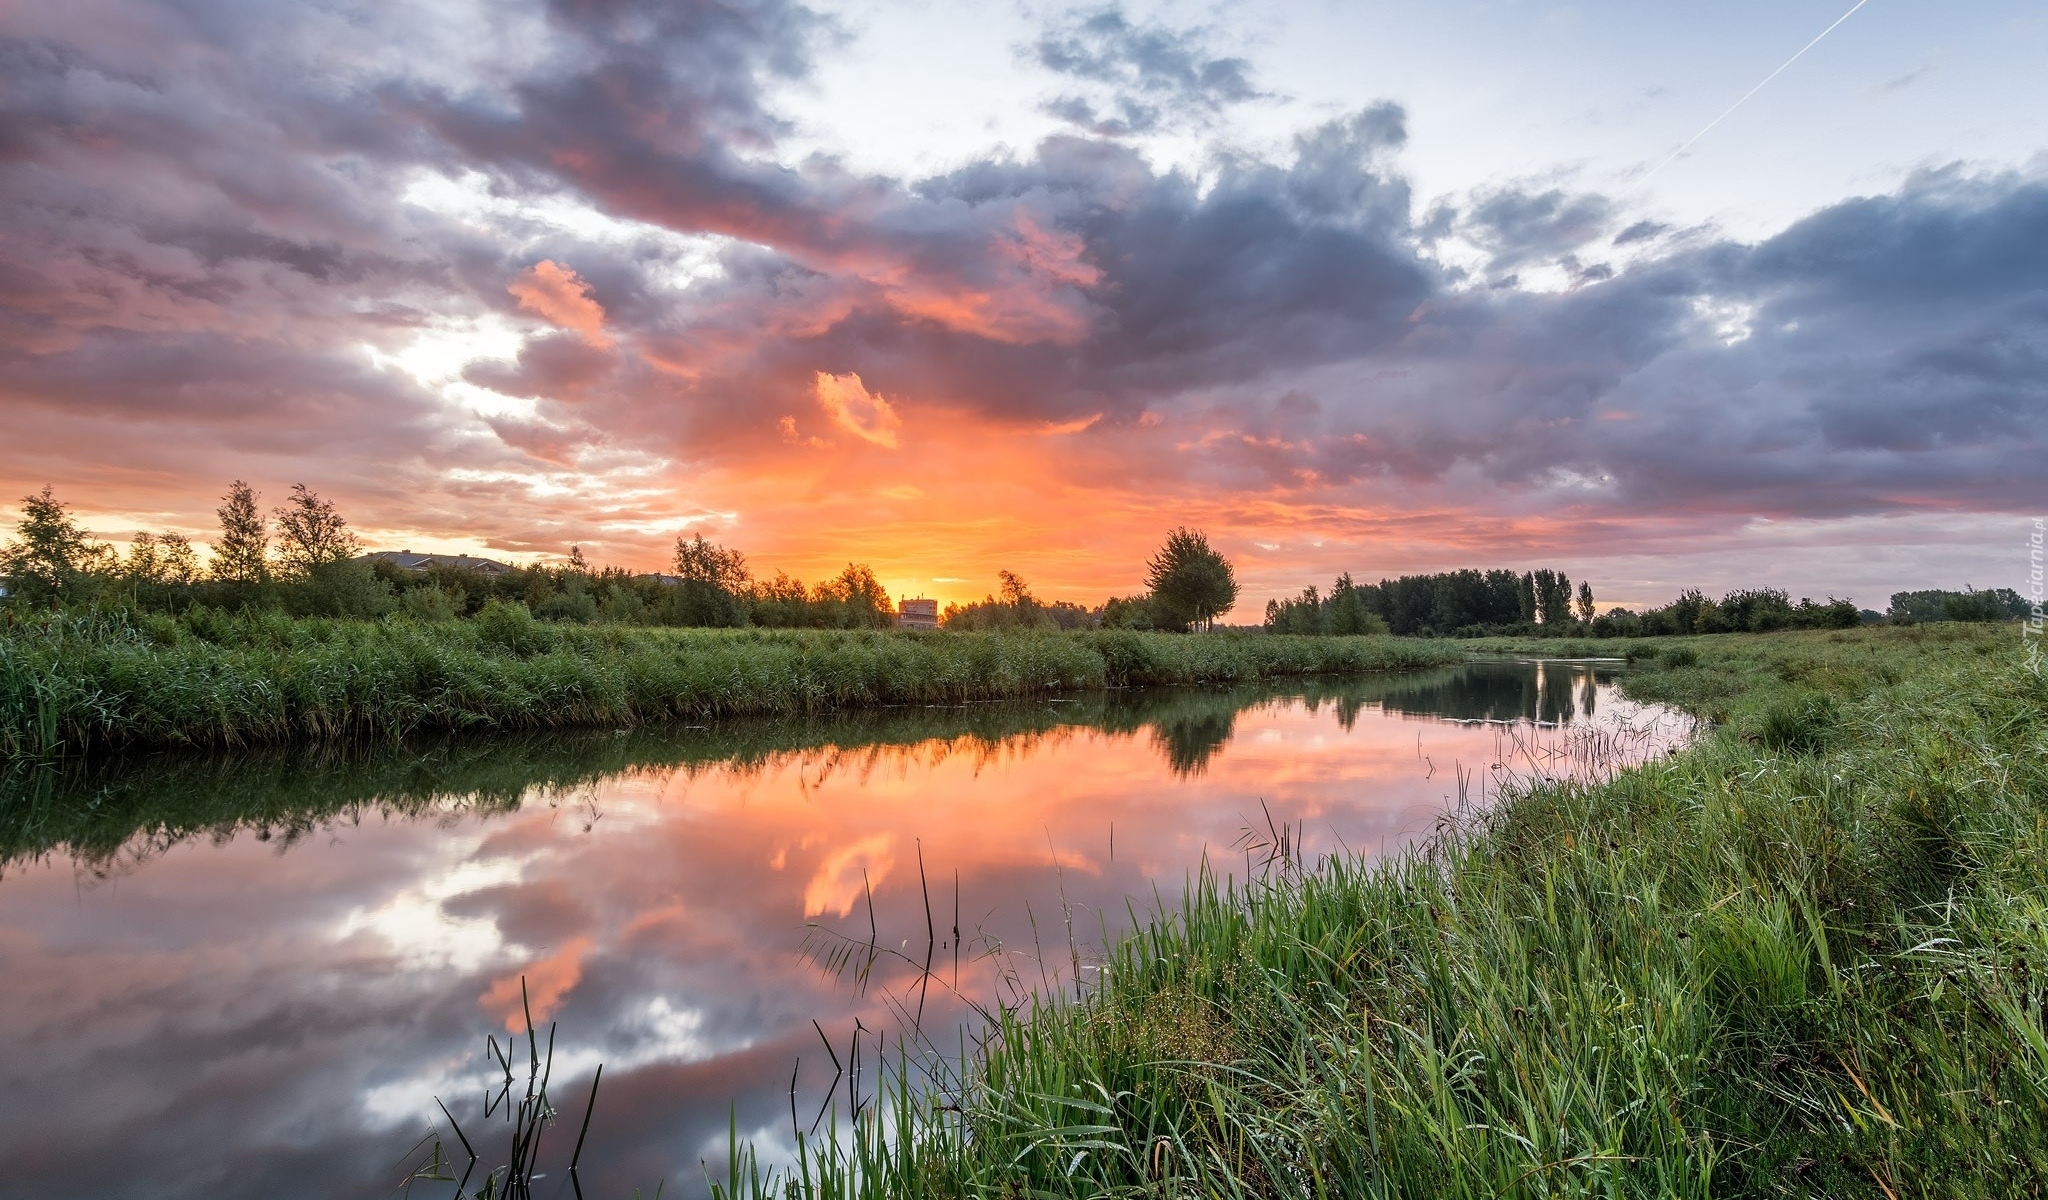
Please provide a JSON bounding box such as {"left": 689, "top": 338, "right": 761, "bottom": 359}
{"left": 1395, "top": 170, "right": 2048, "bottom": 514}
{"left": 1612, "top": 218, "right": 1669, "bottom": 246}
{"left": 1033, "top": 4, "right": 1264, "bottom": 135}
{"left": 1460, "top": 185, "right": 1617, "bottom": 275}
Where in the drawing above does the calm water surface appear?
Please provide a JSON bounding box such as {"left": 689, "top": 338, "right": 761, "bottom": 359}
{"left": 0, "top": 660, "right": 1688, "bottom": 1199}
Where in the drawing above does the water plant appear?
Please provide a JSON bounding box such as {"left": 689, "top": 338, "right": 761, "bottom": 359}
{"left": 403, "top": 980, "right": 606, "bottom": 1200}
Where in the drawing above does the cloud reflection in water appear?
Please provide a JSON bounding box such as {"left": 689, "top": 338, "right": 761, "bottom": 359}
{"left": 0, "top": 661, "right": 1687, "bottom": 1199}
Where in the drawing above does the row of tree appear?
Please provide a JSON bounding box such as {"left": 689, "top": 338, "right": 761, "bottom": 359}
{"left": 1261, "top": 567, "right": 1878, "bottom": 638}
{"left": 0, "top": 486, "right": 1246, "bottom": 634}
{"left": 0, "top": 483, "right": 906, "bottom": 628}
{"left": 1599, "top": 588, "right": 1861, "bottom": 637}
{"left": 10, "top": 484, "right": 2016, "bottom": 637}
{"left": 1886, "top": 588, "right": 2029, "bottom": 624}
{"left": 0, "top": 482, "right": 367, "bottom": 607}
{"left": 1264, "top": 568, "right": 1594, "bottom": 637}
{"left": 937, "top": 571, "right": 1099, "bottom": 631}
{"left": 939, "top": 529, "right": 1242, "bottom": 633}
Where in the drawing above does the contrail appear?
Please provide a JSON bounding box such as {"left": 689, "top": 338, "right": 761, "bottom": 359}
{"left": 1647, "top": 0, "right": 1877, "bottom": 177}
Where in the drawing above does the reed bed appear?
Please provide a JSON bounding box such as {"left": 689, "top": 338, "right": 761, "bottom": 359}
{"left": 0, "top": 672, "right": 1471, "bottom": 870}
{"left": 0, "top": 607, "right": 1463, "bottom": 758}
{"left": 722, "top": 624, "right": 2048, "bottom": 1198}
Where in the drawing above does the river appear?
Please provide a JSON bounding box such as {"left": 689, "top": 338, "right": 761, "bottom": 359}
{"left": 0, "top": 658, "right": 1689, "bottom": 1199}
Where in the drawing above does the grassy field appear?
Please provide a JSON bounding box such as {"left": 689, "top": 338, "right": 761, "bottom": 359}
{"left": 0, "top": 606, "right": 1463, "bottom": 758}
{"left": 719, "top": 624, "right": 2048, "bottom": 1198}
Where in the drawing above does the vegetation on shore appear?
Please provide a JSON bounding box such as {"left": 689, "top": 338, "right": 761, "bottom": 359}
{"left": 0, "top": 607, "right": 1462, "bottom": 759}
{"left": 720, "top": 623, "right": 2048, "bottom": 1197}
{"left": 1263, "top": 567, "right": 1875, "bottom": 639}
{"left": 6, "top": 483, "right": 2019, "bottom": 644}
{"left": 3, "top": 483, "right": 1254, "bottom": 634}
{"left": 0, "top": 669, "right": 1489, "bottom": 870}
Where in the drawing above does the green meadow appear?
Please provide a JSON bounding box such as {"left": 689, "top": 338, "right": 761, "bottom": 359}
{"left": 712, "top": 624, "right": 2048, "bottom": 1198}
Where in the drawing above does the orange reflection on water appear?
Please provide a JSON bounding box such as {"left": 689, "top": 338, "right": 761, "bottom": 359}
{"left": 0, "top": 663, "right": 1689, "bottom": 1200}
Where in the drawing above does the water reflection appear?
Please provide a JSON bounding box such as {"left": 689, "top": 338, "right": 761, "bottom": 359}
{"left": 0, "top": 660, "right": 1683, "bottom": 1200}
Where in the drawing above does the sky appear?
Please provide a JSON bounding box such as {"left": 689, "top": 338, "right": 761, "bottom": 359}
{"left": 2, "top": 0, "right": 2044, "bottom": 611}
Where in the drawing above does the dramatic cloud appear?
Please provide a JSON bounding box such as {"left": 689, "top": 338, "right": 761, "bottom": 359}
{"left": 1034, "top": 5, "right": 1265, "bottom": 136}
{"left": 0, "top": 0, "right": 2041, "bottom": 608}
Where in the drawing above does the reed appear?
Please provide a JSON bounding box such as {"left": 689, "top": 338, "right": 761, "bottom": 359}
{"left": 726, "top": 624, "right": 2048, "bottom": 1197}
{"left": 0, "top": 607, "right": 1463, "bottom": 759}
{"left": 0, "top": 671, "right": 1473, "bottom": 869}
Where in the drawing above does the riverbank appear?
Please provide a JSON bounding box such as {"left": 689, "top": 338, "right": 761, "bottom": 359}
{"left": 0, "top": 607, "right": 1464, "bottom": 758}
{"left": 0, "top": 671, "right": 1487, "bottom": 867}
{"left": 739, "top": 623, "right": 2048, "bottom": 1197}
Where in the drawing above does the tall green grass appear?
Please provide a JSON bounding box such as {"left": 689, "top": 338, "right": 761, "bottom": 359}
{"left": 0, "top": 607, "right": 1463, "bottom": 758}
{"left": 727, "top": 625, "right": 2048, "bottom": 1197}
{"left": 0, "top": 671, "right": 1473, "bottom": 869}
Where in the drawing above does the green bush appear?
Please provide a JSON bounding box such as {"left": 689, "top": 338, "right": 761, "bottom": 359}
{"left": 1660, "top": 645, "right": 1700, "bottom": 668}
{"left": 400, "top": 582, "right": 464, "bottom": 622}
{"left": 1755, "top": 691, "right": 1839, "bottom": 753}
{"left": 472, "top": 599, "right": 550, "bottom": 657}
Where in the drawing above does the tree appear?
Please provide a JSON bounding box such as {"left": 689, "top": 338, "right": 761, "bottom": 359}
{"left": 1517, "top": 572, "right": 1537, "bottom": 624}
{"left": 161, "top": 533, "right": 199, "bottom": 583}
{"left": 740, "top": 571, "right": 810, "bottom": 627}
{"left": 1575, "top": 580, "right": 1596, "bottom": 624}
{"left": 2, "top": 486, "right": 110, "bottom": 606}
{"left": 1327, "top": 574, "right": 1386, "bottom": 635}
{"left": 663, "top": 534, "right": 751, "bottom": 626}
{"left": 1532, "top": 569, "right": 1573, "bottom": 625}
{"left": 814, "top": 563, "right": 893, "bottom": 628}
{"left": 943, "top": 571, "right": 1062, "bottom": 631}
{"left": 1145, "top": 528, "right": 1239, "bottom": 631}
{"left": 212, "top": 480, "right": 270, "bottom": 584}
{"left": 1667, "top": 588, "right": 1710, "bottom": 634}
{"left": 1100, "top": 594, "right": 1164, "bottom": 630}
{"left": 672, "top": 533, "right": 749, "bottom": 591}
{"left": 125, "top": 531, "right": 202, "bottom": 585}
{"left": 569, "top": 544, "right": 590, "bottom": 573}
{"left": 271, "top": 484, "right": 360, "bottom": 579}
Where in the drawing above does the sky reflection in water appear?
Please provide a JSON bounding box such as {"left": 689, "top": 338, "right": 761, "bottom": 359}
{"left": 0, "top": 660, "right": 1689, "bottom": 1199}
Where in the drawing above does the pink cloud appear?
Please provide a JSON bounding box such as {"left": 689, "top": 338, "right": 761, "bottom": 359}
{"left": 812, "top": 371, "right": 902, "bottom": 448}
{"left": 508, "top": 261, "right": 612, "bottom": 349}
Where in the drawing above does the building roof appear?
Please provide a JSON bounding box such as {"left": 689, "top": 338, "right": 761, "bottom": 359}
{"left": 361, "top": 550, "right": 514, "bottom": 575}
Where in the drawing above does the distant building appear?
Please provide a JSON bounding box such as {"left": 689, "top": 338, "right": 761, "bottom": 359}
{"left": 897, "top": 597, "right": 939, "bottom": 630}
{"left": 361, "top": 550, "right": 514, "bottom": 577}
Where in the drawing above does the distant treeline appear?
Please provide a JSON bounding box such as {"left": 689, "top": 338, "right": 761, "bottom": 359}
{"left": 1, "top": 484, "right": 1254, "bottom": 635}
{"left": 1886, "top": 587, "right": 2030, "bottom": 624}
{"left": 0, "top": 482, "right": 910, "bottom": 629}
{"left": 1262, "top": 567, "right": 1921, "bottom": 638}
{"left": 5, "top": 484, "right": 2026, "bottom": 640}
{"left": 1265, "top": 569, "right": 1589, "bottom": 637}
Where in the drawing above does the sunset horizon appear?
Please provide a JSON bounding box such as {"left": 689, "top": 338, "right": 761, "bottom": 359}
{"left": 4, "top": 4, "right": 2046, "bottom": 1193}
{"left": 5, "top": 0, "right": 2042, "bottom": 616}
